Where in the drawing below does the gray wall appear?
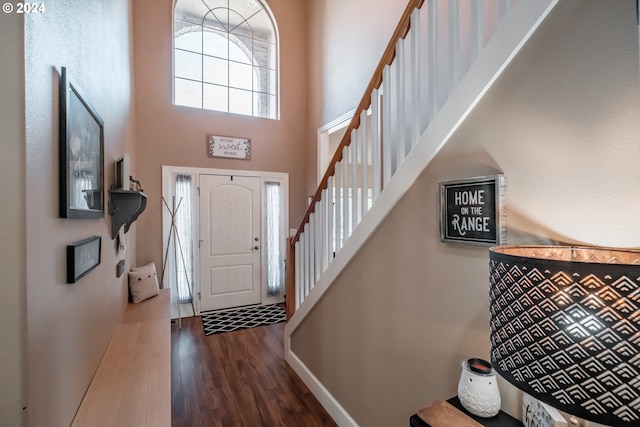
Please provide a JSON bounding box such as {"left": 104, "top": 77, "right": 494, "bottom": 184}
{"left": 292, "top": 1, "right": 640, "bottom": 425}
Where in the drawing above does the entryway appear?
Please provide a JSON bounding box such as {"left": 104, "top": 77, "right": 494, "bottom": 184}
{"left": 162, "top": 166, "right": 288, "bottom": 318}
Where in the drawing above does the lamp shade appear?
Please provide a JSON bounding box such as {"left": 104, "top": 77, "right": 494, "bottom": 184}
{"left": 489, "top": 246, "right": 640, "bottom": 426}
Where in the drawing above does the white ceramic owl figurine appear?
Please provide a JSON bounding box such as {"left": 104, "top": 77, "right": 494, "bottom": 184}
{"left": 457, "top": 358, "right": 501, "bottom": 418}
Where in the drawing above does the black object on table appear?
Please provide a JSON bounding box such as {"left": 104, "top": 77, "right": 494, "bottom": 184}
{"left": 410, "top": 396, "right": 524, "bottom": 427}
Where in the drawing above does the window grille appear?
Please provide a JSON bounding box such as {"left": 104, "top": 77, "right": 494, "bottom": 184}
{"left": 173, "top": 0, "right": 279, "bottom": 119}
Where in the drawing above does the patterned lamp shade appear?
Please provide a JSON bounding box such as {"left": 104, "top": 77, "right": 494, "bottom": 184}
{"left": 489, "top": 246, "right": 640, "bottom": 426}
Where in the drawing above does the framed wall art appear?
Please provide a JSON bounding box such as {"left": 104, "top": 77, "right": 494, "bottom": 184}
{"left": 439, "top": 174, "right": 506, "bottom": 246}
{"left": 114, "top": 154, "right": 131, "bottom": 190}
{"left": 208, "top": 135, "right": 251, "bottom": 160}
{"left": 67, "top": 236, "right": 102, "bottom": 284}
{"left": 59, "top": 67, "right": 105, "bottom": 218}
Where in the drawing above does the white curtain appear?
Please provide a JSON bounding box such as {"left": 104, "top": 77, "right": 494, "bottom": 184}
{"left": 265, "top": 181, "right": 283, "bottom": 296}
{"left": 175, "top": 174, "right": 194, "bottom": 304}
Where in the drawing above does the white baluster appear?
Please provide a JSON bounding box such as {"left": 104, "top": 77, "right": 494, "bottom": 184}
{"left": 314, "top": 205, "right": 322, "bottom": 283}
{"left": 320, "top": 189, "right": 328, "bottom": 272}
{"left": 428, "top": 0, "right": 438, "bottom": 123}
{"left": 448, "top": 0, "right": 460, "bottom": 93}
{"left": 327, "top": 175, "right": 335, "bottom": 262}
{"left": 395, "top": 37, "right": 406, "bottom": 167}
{"left": 350, "top": 131, "right": 358, "bottom": 232}
{"left": 295, "top": 239, "right": 301, "bottom": 309}
{"left": 334, "top": 163, "right": 343, "bottom": 253}
{"left": 471, "top": 0, "right": 484, "bottom": 62}
{"left": 301, "top": 227, "right": 309, "bottom": 299}
{"left": 370, "top": 89, "right": 381, "bottom": 200}
{"left": 359, "top": 109, "right": 369, "bottom": 217}
{"left": 341, "top": 145, "right": 349, "bottom": 241}
{"left": 382, "top": 65, "right": 392, "bottom": 188}
{"left": 308, "top": 213, "right": 315, "bottom": 290}
{"left": 410, "top": 8, "right": 421, "bottom": 147}
{"left": 316, "top": 198, "right": 323, "bottom": 277}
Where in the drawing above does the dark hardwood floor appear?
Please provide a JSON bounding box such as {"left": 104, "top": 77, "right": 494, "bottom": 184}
{"left": 171, "top": 316, "right": 338, "bottom": 427}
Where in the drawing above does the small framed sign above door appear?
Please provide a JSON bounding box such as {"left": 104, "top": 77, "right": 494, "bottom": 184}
{"left": 208, "top": 135, "right": 251, "bottom": 160}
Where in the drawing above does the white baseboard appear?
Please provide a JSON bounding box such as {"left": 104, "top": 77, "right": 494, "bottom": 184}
{"left": 285, "top": 348, "right": 359, "bottom": 427}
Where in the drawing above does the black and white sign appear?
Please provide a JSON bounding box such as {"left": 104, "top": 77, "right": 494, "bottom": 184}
{"left": 439, "top": 175, "right": 506, "bottom": 246}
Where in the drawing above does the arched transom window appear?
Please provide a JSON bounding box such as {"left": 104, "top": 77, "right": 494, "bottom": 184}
{"left": 173, "top": 0, "right": 279, "bottom": 119}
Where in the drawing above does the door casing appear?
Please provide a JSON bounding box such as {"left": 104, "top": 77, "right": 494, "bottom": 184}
{"left": 162, "top": 166, "right": 288, "bottom": 316}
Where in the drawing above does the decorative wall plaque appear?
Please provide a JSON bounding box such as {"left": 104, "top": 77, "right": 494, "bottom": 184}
{"left": 439, "top": 174, "right": 506, "bottom": 246}
{"left": 208, "top": 135, "right": 251, "bottom": 160}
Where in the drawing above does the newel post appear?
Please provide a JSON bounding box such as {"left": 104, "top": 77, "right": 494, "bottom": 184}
{"left": 285, "top": 237, "right": 296, "bottom": 320}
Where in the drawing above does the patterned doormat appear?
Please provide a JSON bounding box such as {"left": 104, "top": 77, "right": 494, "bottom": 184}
{"left": 201, "top": 304, "right": 286, "bottom": 336}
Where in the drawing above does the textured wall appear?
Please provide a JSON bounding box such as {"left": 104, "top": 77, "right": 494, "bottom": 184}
{"left": 24, "top": 1, "right": 136, "bottom": 425}
{"left": 0, "top": 11, "right": 26, "bottom": 427}
{"left": 292, "top": 1, "right": 640, "bottom": 425}
{"left": 132, "top": 0, "right": 309, "bottom": 271}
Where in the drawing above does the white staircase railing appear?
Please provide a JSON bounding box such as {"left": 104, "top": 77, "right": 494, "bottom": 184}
{"left": 287, "top": 0, "right": 559, "bottom": 318}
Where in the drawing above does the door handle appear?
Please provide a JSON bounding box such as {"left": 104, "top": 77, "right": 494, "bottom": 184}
{"left": 253, "top": 246, "right": 259, "bottom": 251}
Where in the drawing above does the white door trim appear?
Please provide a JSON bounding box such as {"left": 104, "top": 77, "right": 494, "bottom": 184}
{"left": 162, "top": 166, "right": 289, "bottom": 316}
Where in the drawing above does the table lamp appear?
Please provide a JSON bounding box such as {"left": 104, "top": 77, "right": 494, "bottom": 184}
{"left": 489, "top": 245, "right": 640, "bottom": 426}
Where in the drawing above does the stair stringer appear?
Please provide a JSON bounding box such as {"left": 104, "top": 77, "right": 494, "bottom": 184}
{"left": 284, "top": 1, "right": 560, "bottom": 425}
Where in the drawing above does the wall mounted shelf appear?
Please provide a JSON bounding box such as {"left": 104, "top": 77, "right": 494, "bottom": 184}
{"left": 109, "top": 190, "right": 147, "bottom": 239}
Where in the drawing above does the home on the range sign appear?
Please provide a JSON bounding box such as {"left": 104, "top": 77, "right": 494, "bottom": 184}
{"left": 439, "top": 174, "right": 506, "bottom": 246}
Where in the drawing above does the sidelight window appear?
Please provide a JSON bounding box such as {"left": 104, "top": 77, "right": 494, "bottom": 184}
{"left": 265, "top": 181, "right": 284, "bottom": 296}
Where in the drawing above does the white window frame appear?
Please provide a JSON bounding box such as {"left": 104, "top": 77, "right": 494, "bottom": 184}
{"left": 172, "top": 0, "right": 280, "bottom": 119}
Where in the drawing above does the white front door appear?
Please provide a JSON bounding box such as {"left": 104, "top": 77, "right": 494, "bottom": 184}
{"left": 199, "top": 174, "right": 261, "bottom": 311}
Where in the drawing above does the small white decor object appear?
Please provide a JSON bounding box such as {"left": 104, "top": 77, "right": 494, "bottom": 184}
{"left": 522, "top": 393, "right": 567, "bottom": 427}
{"left": 458, "top": 358, "right": 501, "bottom": 418}
{"left": 208, "top": 135, "right": 251, "bottom": 160}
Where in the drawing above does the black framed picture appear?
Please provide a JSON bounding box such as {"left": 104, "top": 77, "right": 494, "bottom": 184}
{"left": 67, "top": 236, "right": 101, "bottom": 283}
{"left": 59, "top": 67, "right": 104, "bottom": 218}
{"left": 439, "top": 174, "right": 506, "bottom": 246}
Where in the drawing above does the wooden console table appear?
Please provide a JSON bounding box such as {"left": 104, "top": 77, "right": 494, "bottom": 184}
{"left": 71, "top": 289, "right": 171, "bottom": 427}
{"left": 410, "top": 396, "right": 524, "bottom": 427}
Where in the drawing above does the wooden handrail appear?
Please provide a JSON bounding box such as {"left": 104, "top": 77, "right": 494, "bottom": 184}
{"left": 285, "top": 237, "right": 296, "bottom": 319}
{"left": 292, "top": 0, "right": 425, "bottom": 246}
